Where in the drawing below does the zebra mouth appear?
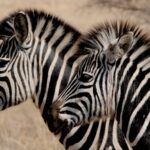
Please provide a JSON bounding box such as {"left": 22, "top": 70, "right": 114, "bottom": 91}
{"left": 47, "top": 110, "right": 69, "bottom": 134}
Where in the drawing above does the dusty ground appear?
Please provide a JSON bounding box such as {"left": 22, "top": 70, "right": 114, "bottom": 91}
{"left": 0, "top": 0, "right": 150, "bottom": 150}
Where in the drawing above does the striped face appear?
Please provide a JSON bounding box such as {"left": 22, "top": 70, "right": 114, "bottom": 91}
{"left": 50, "top": 30, "right": 134, "bottom": 131}
{"left": 0, "top": 12, "right": 35, "bottom": 110}
{"left": 51, "top": 51, "right": 112, "bottom": 131}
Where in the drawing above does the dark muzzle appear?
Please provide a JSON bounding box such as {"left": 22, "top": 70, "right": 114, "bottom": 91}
{"left": 47, "top": 100, "right": 71, "bottom": 134}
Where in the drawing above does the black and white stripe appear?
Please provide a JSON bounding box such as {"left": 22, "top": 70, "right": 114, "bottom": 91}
{"left": 52, "top": 21, "right": 150, "bottom": 149}
{"left": 0, "top": 10, "right": 131, "bottom": 150}
{"left": 61, "top": 117, "right": 132, "bottom": 150}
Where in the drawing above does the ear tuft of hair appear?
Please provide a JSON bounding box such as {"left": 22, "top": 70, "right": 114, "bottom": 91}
{"left": 106, "top": 31, "right": 134, "bottom": 63}
{"left": 77, "top": 21, "right": 150, "bottom": 57}
{"left": 117, "top": 31, "right": 134, "bottom": 53}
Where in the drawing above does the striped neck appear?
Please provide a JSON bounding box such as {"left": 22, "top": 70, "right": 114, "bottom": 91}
{"left": 20, "top": 10, "right": 82, "bottom": 116}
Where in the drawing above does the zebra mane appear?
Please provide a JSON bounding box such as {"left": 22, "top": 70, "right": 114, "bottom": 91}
{"left": 25, "top": 9, "right": 80, "bottom": 34}
{"left": 78, "top": 21, "right": 150, "bottom": 55}
{"left": 0, "top": 9, "right": 80, "bottom": 37}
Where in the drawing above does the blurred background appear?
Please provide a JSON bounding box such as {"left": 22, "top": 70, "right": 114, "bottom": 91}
{"left": 0, "top": 0, "right": 150, "bottom": 149}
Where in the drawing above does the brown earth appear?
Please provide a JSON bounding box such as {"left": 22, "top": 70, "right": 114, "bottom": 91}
{"left": 0, "top": 0, "right": 150, "bottom": 150}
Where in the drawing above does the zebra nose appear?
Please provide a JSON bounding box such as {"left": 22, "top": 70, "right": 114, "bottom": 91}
{"left": 47, "top": 113, "right": 67, "bottom": 134}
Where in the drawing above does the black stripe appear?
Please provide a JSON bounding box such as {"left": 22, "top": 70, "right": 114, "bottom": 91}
{"left": 63, "top": 102, "right": 86, "bottom": 120}
{"left": 39, "top": 19, "right": 49, "bottom": 38}
{"left": 60, "top": 110, "right": 80, "bottom": 123}
{"left": 38, "top": 44, "right": 55, "bottom": 107}
{"left": 116, "top": 57, "right": 130, "bottom": 122}
{"left": 11, "top": 58, "right": 24, "bottom": 101}
{"left": 65, "top": 124, "right": 89, "bottom": 149}
{"left": 98, "top": 121, "right": 105, "bottom": 148}
{"left": 0, "top": 76, "right": 10, "bottom": 109}
{"left": 45, "top": 19, "right": 60, "bottom": 43}
{"left": 79, "top": 122, "right": 99, "bottom": 150}
{"left": 128, "top": 80, "right": 150, "bottom": 142}
{"left": 132, "top": 124, "right": 150, "bottom": 149}
{"left": 51, "top": 30, "right": 68, "bottom": 49}
{"left": 18, "top": 56, "right": 28, "bottom": 100}
{"left": 122, "top": 68, "right": 150, "bottom": 135}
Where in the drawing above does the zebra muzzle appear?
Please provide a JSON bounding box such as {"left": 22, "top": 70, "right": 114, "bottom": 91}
{"left": 48, "top": 100, "right": 71, "bottom": 134}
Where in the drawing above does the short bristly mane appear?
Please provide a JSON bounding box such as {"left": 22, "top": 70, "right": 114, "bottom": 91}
{"left": 78, "top": 21, "right": 150, "bottom": 55}
{"left": 0, "top": 9, "right": 80, "bottom": 38}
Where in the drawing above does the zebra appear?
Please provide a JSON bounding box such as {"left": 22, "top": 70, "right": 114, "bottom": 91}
{"left": 50, "top": 21, "right": 150, "bottom": 149}
{"left": 0, "top": 9, "right": 131, "bottom": 150}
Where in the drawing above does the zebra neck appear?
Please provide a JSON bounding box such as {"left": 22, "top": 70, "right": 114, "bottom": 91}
{"left": 22, "top": 10, "right": 83, "bottom": 122}
{"left": 30, "top": 31, "right": 81, "bottom": 116}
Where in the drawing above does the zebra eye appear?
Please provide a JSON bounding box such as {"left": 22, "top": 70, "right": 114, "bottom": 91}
{"left": 79, "top": 73, "right": 93, "bottom": 82}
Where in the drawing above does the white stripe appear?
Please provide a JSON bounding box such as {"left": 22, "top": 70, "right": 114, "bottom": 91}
{"left": 68, "top": 55, "right": 87, "bottom": 82}
{"left": 19, "top": 53, "right": 29, "bottom": 97}
{"left": 112, "top": 119, "right": 122, "bottom": 150}
{"left": 30, "top": 37, "right": 39, "bottom": 64}
{"left": 48, "top": 26, "right": 64, "bottom": 45}
{"left": 13, "top": 54, "right": 26, "bottom": 100}
{"left": 39, "top": 40, "right": 45, "bottom": 64}
{"left": 41, "top": 21, "right": 53, "bottom": 40}
{"left": 96, "top": 71, "right": 105, "bottom": 116}
{"left": 34, "top": 19, "right": 46, "bottom": 37}
{"left": 42, "top": 46, "right": 52, "bottom": 66}
{"left": 100, "top": 118, "right": 110, "bottom": 150}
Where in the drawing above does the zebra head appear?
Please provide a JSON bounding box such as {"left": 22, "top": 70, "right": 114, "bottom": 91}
{"left": 0, "top": 11, "right": 35, "bottom": 110}
{"left": 49, "top": 23, "right": 134, "bottom": 132}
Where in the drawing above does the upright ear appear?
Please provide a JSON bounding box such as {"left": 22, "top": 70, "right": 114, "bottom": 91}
{"left": 117, "top": 32, "right": 133, "bottom": 53}
{"left": 14, "top": 12, "right": 32, "bottom": 48}
{"left": 106, "top": 32, "right": 133, "bottom": 63}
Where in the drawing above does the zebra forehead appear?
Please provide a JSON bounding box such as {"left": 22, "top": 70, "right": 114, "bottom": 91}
{"left": 78, "top": 21, "right": 150, "bottom": 55}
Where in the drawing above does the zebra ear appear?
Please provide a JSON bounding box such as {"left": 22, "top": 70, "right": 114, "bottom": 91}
{"left": 117, "top": 32, "right": 133, "bottom": 54}
{"left": 106, "top": 32, "right": 133, "bottom": 63}
{"left": 14, "top": 12, "right": 31, "bottom": 48}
